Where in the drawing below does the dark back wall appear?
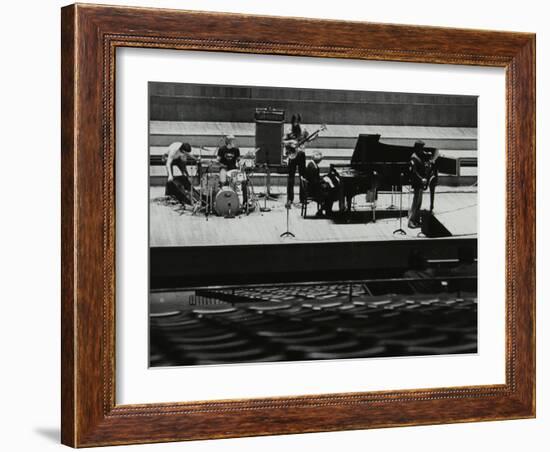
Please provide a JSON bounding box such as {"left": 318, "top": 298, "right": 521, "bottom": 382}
{"left": 149, "top": 82, "right": 478, "bottom": 127}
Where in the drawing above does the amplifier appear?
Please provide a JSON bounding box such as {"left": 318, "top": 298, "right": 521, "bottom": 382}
{"left": 254, "top": 107, "right": 285, "bottom": 122}
{"left": 255, "top": 107, "right": 285, "bottom": 166}
{"left": 436, "top": 156, "right": 459, "bottom": 175}
{"left": 421, "top": 211, "right": 452, "bottom": 238}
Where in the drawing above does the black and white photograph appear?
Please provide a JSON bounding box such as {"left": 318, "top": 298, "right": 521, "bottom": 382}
{"left": 148, "top": 81, "right": 478, "bottom": 367}
{"left": 2, "top": 0, "right": 544, "bottom": 450}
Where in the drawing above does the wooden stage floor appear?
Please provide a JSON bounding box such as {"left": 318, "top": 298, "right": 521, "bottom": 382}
{"left": 150, "top": 186, "right": 477, "bottom": 248}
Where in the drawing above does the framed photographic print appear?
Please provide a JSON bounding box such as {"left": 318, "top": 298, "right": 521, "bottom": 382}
{"left": 61, "top": 3, "right": 536, "bottom": 447}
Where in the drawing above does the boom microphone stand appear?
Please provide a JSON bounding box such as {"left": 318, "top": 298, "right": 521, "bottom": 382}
{"left": 393, "top": 172, "right": 406, "bottom": 235}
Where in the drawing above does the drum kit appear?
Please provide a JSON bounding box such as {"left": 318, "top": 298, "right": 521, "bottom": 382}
{"left": 190, "top": 150, "right": 260, "bottom": 219}
{"left": 167, "top": 143, "right": 298, "bottom": 239}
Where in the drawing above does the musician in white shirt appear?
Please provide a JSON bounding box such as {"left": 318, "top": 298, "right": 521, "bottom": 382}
{"left": 163, "top": 141, "right": 196, "bottom": 205}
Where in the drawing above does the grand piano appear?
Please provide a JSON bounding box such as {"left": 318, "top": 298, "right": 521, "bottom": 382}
{"left": 330, "top": 134, "right": 458, "bottom": 213}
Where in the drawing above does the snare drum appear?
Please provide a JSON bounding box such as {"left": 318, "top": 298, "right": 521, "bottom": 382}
{"left": 214, "top": 186, "right": 240, "bottom": 217}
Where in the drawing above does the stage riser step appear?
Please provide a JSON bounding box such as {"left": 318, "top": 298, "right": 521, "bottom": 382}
{"left": 149, "top": 146, "right": 478, "bottom": 158}
{"left": 149, "top": 148, "right": 478, "bottom": 168}
{"left": 150, "top": 135, "right": 477, "bottom": 150}
{"left": 149, "top": 174, "right": 477, "bottom": 188}
{"left": 150, "top": 122, "right": 477, "bottom": 139}
{"left": 149, "top": 157, "right": 477, "bottom": 171}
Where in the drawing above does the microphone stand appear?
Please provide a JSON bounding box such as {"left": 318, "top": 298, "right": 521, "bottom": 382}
{"left": 393, "top": 172, "right": 406, "bottom": 235}
{"left": 388, "top": 185, "right": 398, "bottom": 210}
{"left": 260, "top": 162, "right": 272, "bottom": 213}
{"left": 257, "top": 144, "right": 279, "bottom": 207}
{"left": 280, "top": 202, "right": 295, "bottom": 238}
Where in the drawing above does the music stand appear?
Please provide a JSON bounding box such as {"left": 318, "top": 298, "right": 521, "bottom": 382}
{"left": 393, "top": 172, "right": 407, "bottom": 235}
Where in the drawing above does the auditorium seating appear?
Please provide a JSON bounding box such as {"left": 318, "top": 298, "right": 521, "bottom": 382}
{"left": 150, "top": 279, "right": 477, "bottom": 366}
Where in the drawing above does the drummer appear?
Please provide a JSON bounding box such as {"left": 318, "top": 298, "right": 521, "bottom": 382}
{"left": 217, "top": 134, "right": 241, "bottom": 185}
{"left": 216, "top": 134, "right": 248, "bottom": 206}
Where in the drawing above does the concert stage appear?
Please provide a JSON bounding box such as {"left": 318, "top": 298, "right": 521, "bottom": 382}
{"left": 148, "top": 83, "right": 478, "bottom": 290}
{"left": 150, "top": 186, "right": 477, "bottom": 248}
{"left": 149, "top": 185, "right": 477, "bottom": 289}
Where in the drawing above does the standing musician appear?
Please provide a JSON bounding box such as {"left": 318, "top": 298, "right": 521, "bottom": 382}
{"left": 408, "top": 140, "right": 439, "bottom": 228}
{"left": 283, "top": 114, "right": 308, "bottom": 206}
{"left": 217, "top": 134, "right": 241, "bottom": 185}
{"left": 427, "top": 148, "right": 440, "bottom": 212}
{"left": 304, "top": 151, "right": 342, "bottom": 217}
{"left": 163, "top": 141, "right": 197, "bottom": 205}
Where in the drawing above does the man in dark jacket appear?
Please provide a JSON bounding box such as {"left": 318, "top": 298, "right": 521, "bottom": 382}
{"left": 284, "top": 114, "right": 308, "bottom": 205}
{"left": 408, "top": 140, "right": 429, "bottom": 228}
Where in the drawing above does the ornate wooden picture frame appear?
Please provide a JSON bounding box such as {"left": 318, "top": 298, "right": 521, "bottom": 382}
{"left": 61, "top": 3, "right": 535, "bottom": 447}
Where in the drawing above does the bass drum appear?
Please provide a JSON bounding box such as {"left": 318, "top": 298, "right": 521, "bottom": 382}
{"left": 214, "top": 186, "right": 240, "bottom": 217}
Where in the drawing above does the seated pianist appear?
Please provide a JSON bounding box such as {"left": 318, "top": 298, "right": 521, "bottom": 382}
{"left": 163, "top": 141, "right": 197, "bottom": 205}
{"left": 304, "top": 151, "right": 343, "bottom": 217}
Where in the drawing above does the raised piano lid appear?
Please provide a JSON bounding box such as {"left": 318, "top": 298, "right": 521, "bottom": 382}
{"left": 351, "top": 134, "right": 419, "bottom": 166}
{"left": 350, "top": 134, "right": 457, "bottom": 175}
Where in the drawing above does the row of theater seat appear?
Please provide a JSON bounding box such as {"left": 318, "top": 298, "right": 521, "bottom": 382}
{"left": 150, "top": 282, "right": 477, "bottom": 367}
